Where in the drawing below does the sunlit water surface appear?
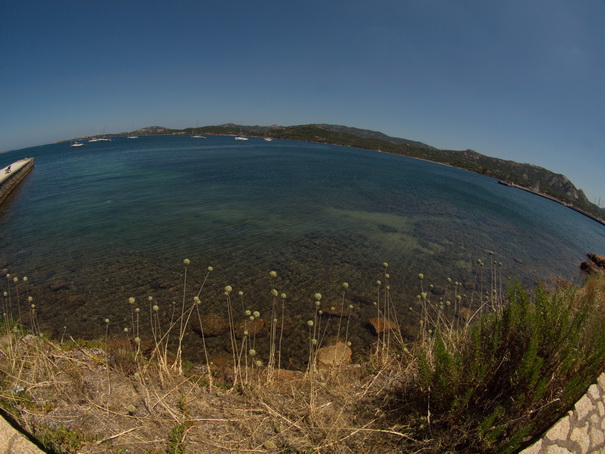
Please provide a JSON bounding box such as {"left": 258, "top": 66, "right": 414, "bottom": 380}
{"left": 1, "top": 136, "right": 604, "bottom": 367}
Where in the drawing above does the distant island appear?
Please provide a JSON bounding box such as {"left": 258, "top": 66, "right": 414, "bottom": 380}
{"left": 79, "top": 123, "right": 605, "bottom": 222}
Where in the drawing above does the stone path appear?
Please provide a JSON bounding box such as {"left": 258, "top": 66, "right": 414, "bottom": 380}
{"left": 521, "top": 372, "right": 605, "bottom": 453}
{"left": 0, "top": 416, "right": 43, "bottom": 453}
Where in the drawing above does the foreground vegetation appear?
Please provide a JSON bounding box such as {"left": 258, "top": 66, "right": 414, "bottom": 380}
{"left": 1, "top": 259, "right": 604, "bottom": 453}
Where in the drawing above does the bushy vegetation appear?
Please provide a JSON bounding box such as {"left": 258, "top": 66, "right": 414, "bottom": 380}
{"left": 393, "top": 275, "right": 605, "bottom": 453}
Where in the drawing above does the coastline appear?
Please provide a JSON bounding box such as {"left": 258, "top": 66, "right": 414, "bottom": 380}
{"left": 498, "top": 179, "right": 605, "bottom": 227}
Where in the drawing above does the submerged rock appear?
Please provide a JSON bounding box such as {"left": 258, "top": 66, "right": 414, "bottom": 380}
{"left": 236, "top": 318, "right": 267, "bottom": 338}
{"left": 323, "top": 301, "right": 349, "bottom": 317}
{"left": 49, "top": 281, "right": 69, "bottom": 292}
{"left": 194, "top": 313, "right": 229, "bottom": 337}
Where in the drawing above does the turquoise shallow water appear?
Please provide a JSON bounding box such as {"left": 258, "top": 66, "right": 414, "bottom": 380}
{"left": 1, "top": 135, "right": 605, "bottom": 366}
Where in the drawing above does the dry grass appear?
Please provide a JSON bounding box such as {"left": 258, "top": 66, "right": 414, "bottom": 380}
{"left": 0, "top": 329, "right": 414, "bottom": 453}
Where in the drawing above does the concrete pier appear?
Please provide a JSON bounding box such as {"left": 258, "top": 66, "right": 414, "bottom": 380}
{"left": 0, "top": 158, "right": 34, "bottom": 207}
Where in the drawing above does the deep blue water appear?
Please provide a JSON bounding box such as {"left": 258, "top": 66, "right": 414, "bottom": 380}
{"left": 1, "top": 135, "right": 604, "bottom": 364}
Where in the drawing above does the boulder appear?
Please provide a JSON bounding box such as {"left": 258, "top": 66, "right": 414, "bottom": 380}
{"left": 580, "top": 253, "right": 605, "bottom": 274}
{"left": 368, "top": 317, "right": 397, "bottom": 335}
{"left": 588, "top": 253, "right": 605, "bottom": 269}
{"left": 315, "top": 342, "right": 352, "bottom": 367}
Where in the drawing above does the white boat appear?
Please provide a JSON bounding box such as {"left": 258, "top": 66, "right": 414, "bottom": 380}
{"left": 127, "top": 135, "right": 138, "bottom": 139}
{"left": 191, "top": 122, "right": 206, "bottom": 139}
{"left": 70, "top": 141, "right": 85, "bottom": 148}
{"left": 235, "top": 136, "right": 248, "bottom": 141}
{"left": 263, "top": 137, "right": 273, "bottom": 142}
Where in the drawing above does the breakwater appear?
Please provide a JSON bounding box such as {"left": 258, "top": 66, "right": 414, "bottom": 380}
{"left": 0, "top": 158, "right": 34, "bottom": 207}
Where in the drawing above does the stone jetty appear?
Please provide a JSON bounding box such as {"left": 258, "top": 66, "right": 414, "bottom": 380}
{"left": 0, "top": 158, "right": 34, "bottom": 206}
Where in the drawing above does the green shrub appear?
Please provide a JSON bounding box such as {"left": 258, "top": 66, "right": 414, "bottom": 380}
{"left": 399, "top": 275, "right": 605, "bottom": 453}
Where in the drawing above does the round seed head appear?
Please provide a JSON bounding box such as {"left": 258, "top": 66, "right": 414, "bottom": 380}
{"left": 183, "top": 258, "right": 190, "bottom": 265}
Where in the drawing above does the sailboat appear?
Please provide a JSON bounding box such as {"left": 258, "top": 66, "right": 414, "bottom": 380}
{"left": 191, "top": 122, "right": 205, "bottom": 139}
{"left": 127, "top": 122, "right": 138, "bottom": 139}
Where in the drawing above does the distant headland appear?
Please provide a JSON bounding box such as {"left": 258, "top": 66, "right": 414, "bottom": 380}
{"left": 69, "top": 123, "right": 605, "bottom": 222}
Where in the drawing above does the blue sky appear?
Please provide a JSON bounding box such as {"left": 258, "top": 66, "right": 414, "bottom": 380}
{"left": 2, "top": 0, "right": 605, "bottom": 203}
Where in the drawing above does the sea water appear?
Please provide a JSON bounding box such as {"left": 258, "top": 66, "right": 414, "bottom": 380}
{"left": 1, "top": 135, "right": 604, "bottom": 366}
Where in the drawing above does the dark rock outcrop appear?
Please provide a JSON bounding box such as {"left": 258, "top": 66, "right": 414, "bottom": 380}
{"left": 580, "top": 253, "right": 605, "bottom": 274}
